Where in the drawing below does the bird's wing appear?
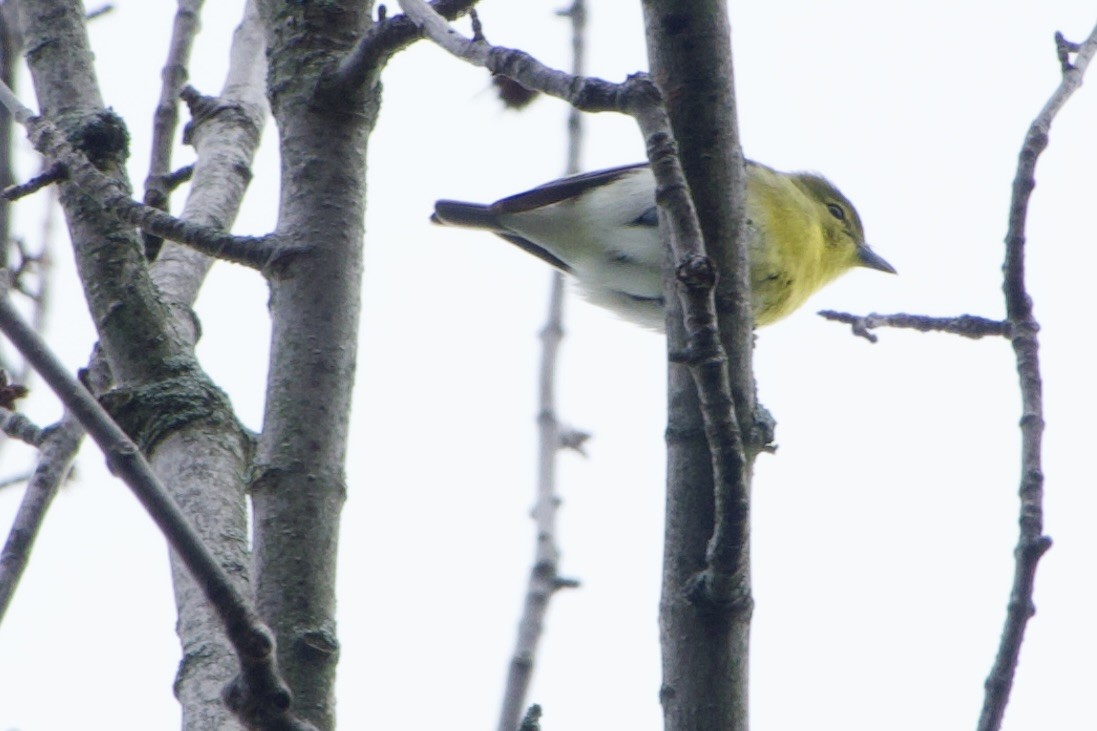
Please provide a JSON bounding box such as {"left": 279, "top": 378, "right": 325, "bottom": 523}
{"left": 491, "top": 162, "right": 649, "bottom": 214}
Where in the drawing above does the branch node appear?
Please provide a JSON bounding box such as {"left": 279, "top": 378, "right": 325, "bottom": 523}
{"left": 1055, "top": 31, "right": 1081, "bottom": 72}
{"left": 557, "top": 427, "right": 590, "bottom": 455}
{"left": 469, "top": 8, "right": 485, "bottom": 42}
{"left": 518, "top": 704, "right": 543, "bottom": 731}
{"left": 683, "top": 569, "right": 754, "bottom": 618}
{"left": 553, "top": 576, "right": 581, "bottom": 590}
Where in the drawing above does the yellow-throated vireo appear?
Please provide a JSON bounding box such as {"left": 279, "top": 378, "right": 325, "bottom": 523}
{"left": 433, "top": 161, "right": 895, "bottom": 330}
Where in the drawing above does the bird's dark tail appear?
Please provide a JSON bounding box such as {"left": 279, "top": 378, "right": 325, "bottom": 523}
{"left": 432, "top": 200, "right": 502, "bottom": 230}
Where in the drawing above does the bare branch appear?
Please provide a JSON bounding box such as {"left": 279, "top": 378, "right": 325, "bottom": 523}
{"left": 977, "top": 21, "right": 1097, "bottom": 731}
{"left": 818, "top": 310, "right": 1010, "bottom": 343}
{"left": 497, "top": 7, "right": 586, "bottom": 730}
{"left": 0, "top": 285, "right": 314, "bottom": 731}
{"left": 395, "top": 0, "right": 623, "bottom": 112}
{"left": 0, "top": 80, "right": 286, "bottom": 271}
{"left": 0, "top": 413, "right": 81, "bottom": 625}
{"left": 143, "top": 0, "right": 206, "bottom": 261}
{"left": 325, "top": 0, "right": 479, "bottom": 93}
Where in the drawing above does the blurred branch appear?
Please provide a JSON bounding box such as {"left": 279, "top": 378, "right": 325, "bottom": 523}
{"left": 84, "top": 3, "right": 114, "bottom": 21}
{"left": 977, "top": 22, "right": 1097, "bottom": 731}
{"left": 0, "top": 413, "right": 81, "bottom": 625}
{"left": 0, "top": 3, "right": 19, "bottom": 372}
{"left": 497, "top": 7, "right": 586, "bottom": 729}
{"left": 503, "top": 5, "right": 587, "bottom": 703}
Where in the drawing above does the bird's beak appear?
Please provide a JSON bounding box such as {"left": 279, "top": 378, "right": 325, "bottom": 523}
{"left": 857, "top": 245, "right": 897, "bottom": 274}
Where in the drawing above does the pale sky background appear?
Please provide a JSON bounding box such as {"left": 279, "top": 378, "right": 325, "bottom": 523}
{"left": 1, "top": 1, "right": 1096, "bottom": 729}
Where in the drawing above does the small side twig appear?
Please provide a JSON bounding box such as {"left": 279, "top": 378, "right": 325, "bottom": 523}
{"left": 160, "top": 164, "right": 195, "bottom": 192}
{"left": 1, "top": 162, "right": 66, "bottom": 201}
{"left": 0, "top": 284, "right": 314, "bottom": 731}
{"left": 977, "top": 22, "right": 1097, "bottom": 731}
{"left": 85, "top": 3, "right": 114, "bottom": 21}
{"left": 818, "top": 311, "right": 1010, "bottom": 343}
{"left": 0, "top": 413, "right": 82, "bottom": 625}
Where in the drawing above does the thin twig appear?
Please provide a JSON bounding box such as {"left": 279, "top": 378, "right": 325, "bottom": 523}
{"left": 1, "top": 162, "right": 66, "bottom": 201}
{"left": 85, "top": 3, "right": 114, "bottom": 21}
{"left": 399, "top": 0, "right": 746, "bottom": 608}
{"left": 976, "top": 22, "right": 1097, "bottom": 731}
{"left": 0, "top": 285, "right": 314, "bottom": 731}
{"left": 0, "top": 80, "right": 286, "bottom": 271}
{"left": 818, "top": 311, "right": 1010, "bottom": 343}
{"left": 0, "top": 413, "right": 81, "bottom": 624}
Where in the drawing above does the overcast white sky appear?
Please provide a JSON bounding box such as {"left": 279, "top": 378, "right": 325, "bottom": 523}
{"left": 1, "top": 1, "right": 1096, "bottom": 729}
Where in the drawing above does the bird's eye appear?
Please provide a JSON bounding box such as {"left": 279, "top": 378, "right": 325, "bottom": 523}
{"left": 826, "top": 203, "right": 846, "bottom": 221}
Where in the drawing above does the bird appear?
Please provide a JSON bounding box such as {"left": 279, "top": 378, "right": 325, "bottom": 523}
{"left": 432, "top": 161, "right": 895, "bottom": 330}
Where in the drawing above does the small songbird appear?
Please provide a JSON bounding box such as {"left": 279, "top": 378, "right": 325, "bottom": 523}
{"left": 432, "top": 161, "right": 895, "bottom": 330}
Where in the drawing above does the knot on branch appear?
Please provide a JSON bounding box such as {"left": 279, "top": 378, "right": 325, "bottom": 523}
{"left": 98, "top": 367, "right": 242, "bottom": 455}
{"left": 676, "top": 254, "right": 717, "bottom": 291}
{"left": 0, "top": 369, "right": 28, "bottom": 410}
{"left": 751, "top": 403, "right": 777, "bottom": 452}
{"left": 519, "top": 704, "right": 543, "bottom": 731}
{"left": 222, "top": 670, "right": 295, "bottom": 726}
{"left": 1055, "top": 31, "right": 1081, "bottom": 72}
{"left": 619, "top": 72, "right": 663, "bottom": 114}
{"left": 181, "top": 86, "right": 263, "bottom": 144}
{"left": 684, "top": 568, "right": 754, "bottom": 619}
{"left": 1021, "top": 535, "right": 1053, "bottom": 561}
{"left": 68, "top": 109, "right": 130, "bottom": 170}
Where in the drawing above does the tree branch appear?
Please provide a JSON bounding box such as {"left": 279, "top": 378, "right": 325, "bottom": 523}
{"left": 0, "top": 80, "right": 288, "bottom": 272}
{"left": 0, "top": 286, "right": 314, "bottom": 731}
{"left": 0, "top": 413, "right": 81, "bottom": 624}
{"left": 142, "top": 0, "right": 205, "bottom": 261}
{"left": 498, "top": 9, "right": 587, "bottom": 729}
{"left": 326, "top": 0, "right": 479, "bottom": 93}
{"left": 977, "top": 22, "right": 1097, "bottom": 731}
{"left": 818, "top": 311, "right": 1010, "bottom": 343}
